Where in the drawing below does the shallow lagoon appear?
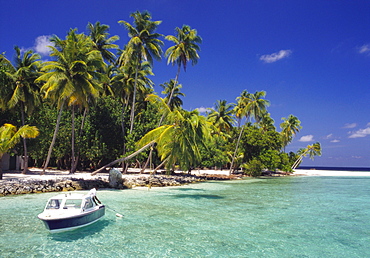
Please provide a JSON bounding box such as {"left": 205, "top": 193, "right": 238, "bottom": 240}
{"left": 1, "top": 176, "right": 370, "bottom": 257}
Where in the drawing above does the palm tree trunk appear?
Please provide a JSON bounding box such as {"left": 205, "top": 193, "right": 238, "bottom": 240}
{"left": 229, "top": 125, "right": 245, "bottom": 175}
{"left": 291, "top": 150, "right": 308, "bottom": 170}
{"left": 291, "top": 156, "right": 303, "bottom": 170}
{"left": 153, "top": 157, "right": 168, "bottom": 174}
{"left": 129, "top": 63, "right": 139, "bottom": 134}
{"left": 42, "top": 101, "right": 65, "bottom": 175}
{"left": 121, "top": 100, "right": 129, "bottom": 173}
{"left": 167, "top": 65, "right": 181, "bottom": 107}
{"left": 159, "top": 65, "right": 181, "bottom": 125}
{"left": 79, "top": 108, "right": 88, "bottom": 133}
{"left": 20, "top": 106, "right": 28, "bottom": 174}
{"left": 142, "top": 65, "right": 181, "bottom": 173}
{"left": 70, "top": 105, "right": 76, "bottom": 174}
{"left": 71, "top": 108, "right": 87, "bottom": 173}
{"left": 140, "top": 145, "right": 153, "bottom": 173}
{"left": 91, "top": 141, "right": 155, "bottom": 175}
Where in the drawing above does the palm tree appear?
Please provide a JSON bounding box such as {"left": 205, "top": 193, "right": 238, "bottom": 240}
{"left": 111, "top": 59, "right": 154, "bottom": 171}
{"left": 37, "top": 29, "right": 106, "bottom": 174}
{"left": 91, "top": 94, "right": 211, "bottom": 175}
{"left": 137, "top": 97, "right": 211, "bottom": 172}
{"left": 160, "top": 79, "right": 185, "bottom": 110}
{"left": 233, "top": 90, "right": 249, "bottom": 128}
{"left": 118, "top": 10, "right": 164, "bottom": 133}
{"left": 0, "top": 53, "right": 15, "bottom": 111}
{"left": 87, "top": 21, "right": 119, "bottom": 64}
{"left": 258, "top": 112, "right": 276, "bottom": 132}
{"left": 280, "top": 114, "right": 302, "bottom": 150}
{"left": 164, "top": 25, "right": 201, "bottom": 107}
{"left": 230, "top": 91, "right": 270, "bottom": 174}
{"left": 0, "top": 123, "right": 39, "bottom": 179}
{"left": 207, "top": 100, "right": 235, "bottom": 135}
{"left": 291, "top": 142, "right": 321, "bottom": 169}
{"left": 7, "top": 46, "right": 41, "bottom": 174}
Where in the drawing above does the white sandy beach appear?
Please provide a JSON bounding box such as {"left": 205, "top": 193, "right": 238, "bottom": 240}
{"left": 2, "top": 167, "right": 370, "bottom": 181}
{"left": 292, "top": 169, "right": 370, "bottom": 177}
{"left": 1, "top": 168, "right": 232, "bottom": 181}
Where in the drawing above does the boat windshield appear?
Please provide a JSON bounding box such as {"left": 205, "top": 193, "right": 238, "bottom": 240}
{"left": 46, "top": 199, "right": 62, "bottom": 210}
{"left": 83, "top": 197, "right": 94, "bottom": 210}
{"left": 64, "top": 199, "right": 83, "bottom": 209}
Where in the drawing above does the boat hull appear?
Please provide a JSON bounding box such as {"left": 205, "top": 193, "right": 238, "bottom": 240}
{"left": 39, "top": 205, "right": 105, "bottom": 233}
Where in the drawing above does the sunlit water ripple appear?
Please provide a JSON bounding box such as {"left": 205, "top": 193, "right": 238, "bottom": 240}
{"left": 1, "top": 175, "right": 369, "bottom": 257}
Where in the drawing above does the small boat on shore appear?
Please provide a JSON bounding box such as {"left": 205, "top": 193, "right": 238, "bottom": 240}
{"left": 38, "top": 189, "right": 105, "bottom": 233}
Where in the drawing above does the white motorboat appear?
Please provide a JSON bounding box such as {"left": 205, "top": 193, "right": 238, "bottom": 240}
{"left": 38, "top": 189, "right": 105, "bottom": 233}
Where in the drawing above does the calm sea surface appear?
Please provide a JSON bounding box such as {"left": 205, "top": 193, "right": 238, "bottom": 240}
{"left": 1, "top": 175, "right": 370, "bottom": 257}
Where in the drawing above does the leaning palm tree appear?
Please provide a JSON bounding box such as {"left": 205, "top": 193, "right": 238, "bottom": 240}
{"left": 229, "top": 91, "right": 270, "bottom": 174}
{"left": 118, "top": 10, "right": 163, "bottom": 133}
{"left": 291, "top": 142, "right": 321, "bottom": 170}
{"left": 0, "top": 123, "right": 39, "bottom": 179}
{"left": 37, "top": 29, "right": 107, "bottom": 174}
{"left": 280, "top": 114, "right": 302, "bottom": 151}
{"left": 137, "top": 97, "right": 211, "bottom": 172}
{"left": 7, "top": 46, "right": 41, "bottom": 174}
{"left": 165, "top": 25, "right": 202, "bottom": 106}
{"left": 91, "top": 95, "right": 211, "bottom": 175}
{"left": 87, "top": 21, "right": 119, "bottom": 65}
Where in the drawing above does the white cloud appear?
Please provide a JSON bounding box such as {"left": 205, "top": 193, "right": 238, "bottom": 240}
{"left": 34, "top": 35, "right": 53, "bottom": 55}
{"left": 348, "top": 127, "right": 370, "bottom": 138}
{"left": 325, "top": 134, "right": 340, "bottom": 142}
{"left": 260, "top": 50, "right": 292, "bottom": 63}
{"left": 325, "top": 134, "right": 333, "bottom": 139}
{"left": 196, "top": 107, "right": 209, "bottom": 113}
{"left": 299, "top": 135, "right": 314, "bottom": 142}
{"left": 343, "top": 123, "right": 357, "bottom": 129}
{"left": 359, "top": 44, "right": 370, "bottom": 54}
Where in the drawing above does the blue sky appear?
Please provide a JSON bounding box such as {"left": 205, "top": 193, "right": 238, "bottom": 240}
{"left": 1, "top": 0, "right": 370, "bottom": 167}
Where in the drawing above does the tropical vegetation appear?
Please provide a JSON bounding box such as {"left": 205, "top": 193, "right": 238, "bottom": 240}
{"left": 0, "top": 11, "right": 321, "bottom": 178}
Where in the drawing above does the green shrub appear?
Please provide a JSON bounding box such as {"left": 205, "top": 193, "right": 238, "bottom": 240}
{"left": 242, "top": 159, "right": 263, "bottom": 177}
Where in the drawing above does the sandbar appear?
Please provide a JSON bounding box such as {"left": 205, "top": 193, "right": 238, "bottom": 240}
{"left": 292, "top": 169, "right": 370, "bottom": 177}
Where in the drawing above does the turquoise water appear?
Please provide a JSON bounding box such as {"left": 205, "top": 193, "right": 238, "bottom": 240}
{"left": 1, "top": 176, "right": 370, "bottom": 257}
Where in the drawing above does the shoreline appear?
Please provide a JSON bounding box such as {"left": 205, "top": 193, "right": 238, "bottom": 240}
{"left": 3, "top": 167, "right": 370, "bottom": 181}
{"left": 1, "top": 168, "right": 233, "bottom": 181}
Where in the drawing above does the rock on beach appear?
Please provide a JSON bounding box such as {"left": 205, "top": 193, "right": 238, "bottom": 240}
{"left": 0, "top": 178, "right": 110, "bottom": 197}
